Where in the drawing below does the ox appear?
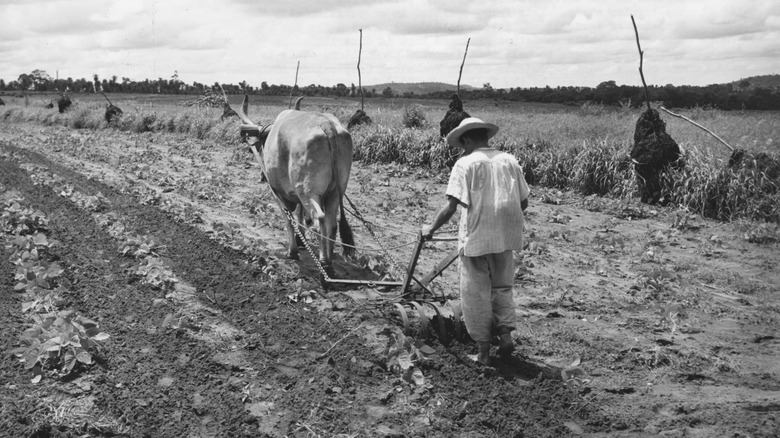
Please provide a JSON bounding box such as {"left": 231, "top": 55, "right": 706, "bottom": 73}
{"left": 236, "top": 95, "right": 355, "bottom": 279}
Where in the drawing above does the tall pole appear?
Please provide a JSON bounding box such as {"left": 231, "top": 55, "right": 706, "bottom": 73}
{"left": 457, "top": 38, "right": 470, "bottom": 96}
{"left": 358, "top": 29, "right": 364, "bottom": 111}
{"left": 631, "top": 15, "right": 652, "bottom": 112}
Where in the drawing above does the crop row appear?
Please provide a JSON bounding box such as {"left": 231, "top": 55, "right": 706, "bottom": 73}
{"left": 1, "top": 192, "right": 109, "bottom": 381}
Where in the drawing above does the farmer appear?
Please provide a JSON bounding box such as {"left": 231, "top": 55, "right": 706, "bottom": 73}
{"left": 422, "top": 117, "right": 530, "bottom": 365}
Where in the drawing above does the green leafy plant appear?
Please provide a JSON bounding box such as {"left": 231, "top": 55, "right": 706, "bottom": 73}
{"left": 134, "top": 256, "right": 178, "bottom": 290}
{"left": 8, "top": 231, "right": 55, "bottom": 266}
{"left": 120, "top": 236, "right": 163, "bottom": 259}
{"left": 355, "top": 253, "right": 392, "bottom": 278}
{"left": 1, "top": 201, "right": 48, "bottom": 235}
{"left": 12, "top": 311, "right": 109, "bottom": 376}
{"left": 14, "top": 258, "right": 64, "bottom": 294}
{"left": 69, "top": 191, "right": 109, "bottom": 212}
{"left": 21, "top": 285, "right": 69, "bottom": 315}
{"left": 381, "top": 326, "right": 434, "bottom": 386}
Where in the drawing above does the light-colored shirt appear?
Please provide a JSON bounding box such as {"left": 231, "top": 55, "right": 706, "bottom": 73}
{"left": 446, "top": 148, "right": 530, "bottom": 257}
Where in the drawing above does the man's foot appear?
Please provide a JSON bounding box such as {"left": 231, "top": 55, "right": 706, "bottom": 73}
{"left": 476, "top": 342, "right": 492, "bottom": 365}
{"left": 497, "top": 333, "right": 515, "bottom": 357}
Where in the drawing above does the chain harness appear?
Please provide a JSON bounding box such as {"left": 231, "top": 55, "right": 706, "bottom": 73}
{"left": 343, "top": 194, "right": 407, "bottom": 280}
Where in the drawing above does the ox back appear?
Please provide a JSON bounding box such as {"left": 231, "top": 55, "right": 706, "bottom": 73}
{"left": 261, "top": 109, "right": 355, "bottom": 277}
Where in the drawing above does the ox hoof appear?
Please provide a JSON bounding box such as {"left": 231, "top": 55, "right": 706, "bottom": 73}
{"left": 319, "top": 273, "right": 329, "bottom": 290}
{"left": 319, "top": 265, "right": 335, "bottom": 289}
{"left": 322, "top": 264, "right": 335, "bottom": 279}
{"left": 287, "top": 251, "right": 299, "bottom": 261}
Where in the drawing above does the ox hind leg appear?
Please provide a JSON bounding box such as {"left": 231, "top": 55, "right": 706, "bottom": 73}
{"left": 303, "top": 195, "right": 337, "bottom": 280}
{"left": 273, "top": 197, "right": 301, "bottom": 260}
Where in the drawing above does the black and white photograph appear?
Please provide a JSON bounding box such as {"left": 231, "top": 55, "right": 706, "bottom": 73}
{"left": 1, "top": 1, "right": 778, "bottom": 437}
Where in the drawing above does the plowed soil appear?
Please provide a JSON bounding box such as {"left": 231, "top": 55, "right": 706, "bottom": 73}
{"left": 1, "top": 119, "right": 778, "bottom": 438}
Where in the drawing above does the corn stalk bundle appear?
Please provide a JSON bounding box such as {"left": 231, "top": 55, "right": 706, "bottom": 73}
{"left": 347, "top": 109, "right": 372, "bottom": 130}
{"left": 630, "top": 108, "right": 683, "bottom": 204}
{"left": 439, "top": 93, "right": 470, "bottom": 138}
{"left": 728, "top": 149, "right": 780, "bottom": 180}
{"left": 101, "top": 93, "right": 123, "bottom": 123}
{"left": 56, "top": 93, "right": 72, "bottom": 113}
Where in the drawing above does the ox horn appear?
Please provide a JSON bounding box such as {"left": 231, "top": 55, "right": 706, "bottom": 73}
{"left": 236, "top": 93, "right": 255, "bottom": 126}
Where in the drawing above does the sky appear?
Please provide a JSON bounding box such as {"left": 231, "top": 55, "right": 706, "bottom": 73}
{"left": 1, "top": 0, "right": 778, "bottom": 90}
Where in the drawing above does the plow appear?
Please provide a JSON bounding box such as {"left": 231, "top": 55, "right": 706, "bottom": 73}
{"left": 296, "top": 204, "right": 467, "bottom": 347}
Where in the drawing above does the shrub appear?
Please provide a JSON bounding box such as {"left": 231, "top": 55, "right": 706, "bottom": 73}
{"left": 402, "top": 105, "right": 427, "bottom": 129}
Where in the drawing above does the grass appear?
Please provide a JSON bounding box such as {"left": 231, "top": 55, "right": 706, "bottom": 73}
{"left": 2, "top": 94, "right": 779, "bottom": 222}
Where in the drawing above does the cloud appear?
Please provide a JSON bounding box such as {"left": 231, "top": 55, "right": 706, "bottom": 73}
{"left": 229, "top": 0, "right": 394, "bottom": 18}
{"left": 1, "top": 0, "right": 778, "bottom": 89}
{"left": 667, "top": 1, "right": 780, "bottom": 39}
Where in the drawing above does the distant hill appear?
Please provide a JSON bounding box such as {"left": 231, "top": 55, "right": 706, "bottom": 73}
{"left": 364, "top": 82, "right": 476, "bottom": 95}
{"left": 729, "top": 74, "right": 780, "bottom": 91}
{"left": 364, "top": 76, "right": 780, "bottom": 95}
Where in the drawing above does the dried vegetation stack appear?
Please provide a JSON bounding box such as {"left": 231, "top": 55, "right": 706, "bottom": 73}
{"left": 347, "top": 110, "right": 372, "bottom": 130}
{"left": 43, "top": 92, "right": 72, "bottom": 113}
{"left": 728, "top": 149, "right": 780, "bottom": 180}
{"left": 439, "top": 94, "right": 470, "bottom": 137}
{"left": 630, "top": 108, "right": 683, "bottom": 204}
{"left": 102, "top": 93, "right": 123, "bottom": 123}
{"left": 221, "top": 102, "right": 239, "bottom": 121}
{"left": 183, "top": 88, "right": 226, "bottom": 108}
{"left": 56, "top": 94, "right": 72, "bottom": 113}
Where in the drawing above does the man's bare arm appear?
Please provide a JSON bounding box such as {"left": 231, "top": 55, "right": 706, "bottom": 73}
{"left": 422, "top": 196, "right": 460, "bottom": 240}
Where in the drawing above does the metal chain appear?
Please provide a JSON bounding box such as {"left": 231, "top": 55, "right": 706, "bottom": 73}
{"left": 343, "top": 194, "right": 407, "bottom": 280}
{"left": 280, "top": 206, "right": 333, "bottom": 282}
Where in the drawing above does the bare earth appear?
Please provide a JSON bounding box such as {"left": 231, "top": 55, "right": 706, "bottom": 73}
{"left": 1, "top": 121, "right": 778, "bottom": 437}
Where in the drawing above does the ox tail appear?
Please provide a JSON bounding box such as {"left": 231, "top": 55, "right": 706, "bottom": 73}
{"left": 339, "top": 202, "right": 355, "bottom": 258}
{"left": 308, "top": 198, "right": 326, "bottom": 221}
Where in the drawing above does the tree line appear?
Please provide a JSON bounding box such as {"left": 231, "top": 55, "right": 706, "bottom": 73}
{"left": 2, "top": 70, "right": 778, "bottom": 111}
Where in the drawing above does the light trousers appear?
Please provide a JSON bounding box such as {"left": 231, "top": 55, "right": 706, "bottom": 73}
{"left": 459, "top": 250, "right": 516, "bottom": 343}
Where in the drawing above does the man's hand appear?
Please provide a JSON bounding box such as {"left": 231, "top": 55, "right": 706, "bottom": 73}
{"left": 423, "top": 196, "right": 459, "bottom": 241}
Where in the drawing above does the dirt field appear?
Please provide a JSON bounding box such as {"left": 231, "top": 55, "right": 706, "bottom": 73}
{"left": 1, "top": 119, "right": 778, "bottom": 437}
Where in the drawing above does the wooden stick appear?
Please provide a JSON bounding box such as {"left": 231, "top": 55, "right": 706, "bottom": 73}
{"left": 659, "top": 106, "right": 735, "bottom": 152}
{"left": 457, "top": 38, "right": 470, "bottom": 96}
{"left": 631, "top": 15, "right": 652, "bottom": 112}
{"left": 288, "top": 60, "right": 300, "bottom": 108}
{"left": 358, "top": 29, "right": 364, "bottom": 111}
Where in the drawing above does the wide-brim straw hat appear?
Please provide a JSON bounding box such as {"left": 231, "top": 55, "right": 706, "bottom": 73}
{"left": 446, "top": 117, "right": 499, "bottom": 148}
